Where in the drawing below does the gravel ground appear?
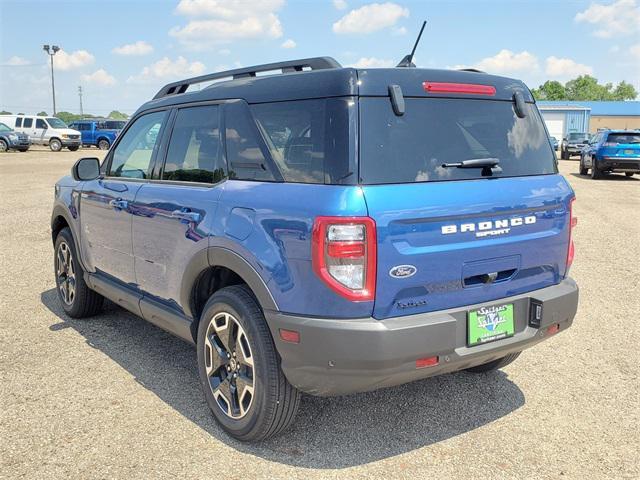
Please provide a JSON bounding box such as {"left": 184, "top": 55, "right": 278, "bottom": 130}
{"left": 1, "top": 147, "right": 638, "bottom": 479}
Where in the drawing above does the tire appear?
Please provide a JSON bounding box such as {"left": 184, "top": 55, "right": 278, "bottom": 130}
{"left": 465, "top": 352, "right": 521, "bottom": 373}
{"left": 68, "top": 146, "right": 79, "bottom": 152}
{"left": 97, "top": 139, "right": 110, "bottom": 150}
{"left": 590, "top": 160, "right": 603, "bottom": 179}
{"left": 0, "top": 139, "right": 7, "bottom": 152}
{"left": 54, "top": 227, "right": 103, "bottom": 318}
{"left": 579, "top": 156, "right": 588, "bottom": 175}
{"left": 561, "top": 149, "right": 569, "bottom": 160}
{"left": 49, "top": 138, "right": 62, "bottom": 152}
{"left": 625, "top": 172, "right": 635, "bottom": 177}
{"left": 18, "top": 148, "right": 29, "bottom": 152}
{"left": 196, "top": 285, "right": 300, "bottom": 441}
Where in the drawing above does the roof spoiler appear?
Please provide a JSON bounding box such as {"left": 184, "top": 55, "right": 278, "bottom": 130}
{"left": 153, "top": 56, "right": 342, "bottom": 100}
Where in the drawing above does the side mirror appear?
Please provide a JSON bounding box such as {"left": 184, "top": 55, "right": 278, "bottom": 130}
{"left": 72, "top": 157, "right": 100, "bottom": 181}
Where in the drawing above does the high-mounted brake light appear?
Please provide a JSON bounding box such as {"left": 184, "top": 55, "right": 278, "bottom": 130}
{"left": 566, "top": 197, "right": 577, "bottom": 271}
{"left": 423, "top": 81, "right": 496, "bottom": 96}
{"left": 312, "top": 217, "right": 376, "bottom": 301}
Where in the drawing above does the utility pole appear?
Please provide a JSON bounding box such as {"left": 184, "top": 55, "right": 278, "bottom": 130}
{"left": 78, "top": 85, "right": 84, "bottom": 118}
{"left": 43, "top": 44, "right": 60, "bottom": 115}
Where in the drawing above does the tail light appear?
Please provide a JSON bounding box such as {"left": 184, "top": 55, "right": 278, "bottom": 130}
{"left": 423, "top": 81, "right": 496, "bottom": 96}
{"left": 312, "top": 216, "right": 376, "bottom": 301}
{"left": 566, "top": 197, "right": 577, "bottom": 271}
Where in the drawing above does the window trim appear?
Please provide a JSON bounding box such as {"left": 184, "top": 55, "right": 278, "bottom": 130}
{"left": 103, "top": 108, "right": 171, "bottom": 182}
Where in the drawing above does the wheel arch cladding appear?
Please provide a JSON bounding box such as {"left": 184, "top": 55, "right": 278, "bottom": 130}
{"left": 183, "top": 247, "right": 278, "bottom": 341}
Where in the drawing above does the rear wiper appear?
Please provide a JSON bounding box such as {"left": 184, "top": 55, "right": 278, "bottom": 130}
{"left": 442, "top": 158, "right": 500, "bottom": 169}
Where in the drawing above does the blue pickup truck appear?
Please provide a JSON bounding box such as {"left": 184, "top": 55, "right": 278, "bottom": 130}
{"left": 67, "top": 119, "right": 122, "bottom": 150}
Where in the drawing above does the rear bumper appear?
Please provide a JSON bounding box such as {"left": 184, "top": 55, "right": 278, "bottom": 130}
{"left": 598, "top": 157, "right": 640, "bottom": 172}
{"left": 266, "top": 278, "right": 578, "bottom": 396}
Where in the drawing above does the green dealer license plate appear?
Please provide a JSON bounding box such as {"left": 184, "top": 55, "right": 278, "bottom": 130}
{"left": 468, "top": 304, "right": 515, "bottom": 346}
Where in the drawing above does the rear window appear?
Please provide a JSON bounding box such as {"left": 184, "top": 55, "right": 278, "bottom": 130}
{"left": 567, "top": 133, "right": 588, "bottom": 141}
{"left": 606, "top": 133, "right": 640, "bottom": 144}
{"left": 359, "top": 98, "right": 556, "bottom": 184}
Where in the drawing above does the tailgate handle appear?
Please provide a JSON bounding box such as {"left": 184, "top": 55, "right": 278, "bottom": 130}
{"left": 464, "top": 268, "right": 517, "bottom": 287}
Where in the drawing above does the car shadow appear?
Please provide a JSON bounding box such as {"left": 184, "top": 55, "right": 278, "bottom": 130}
{"left": 568, "top": 172, "right": 638, "bottom": 180}
{"left": 41, "top": 288, "right": 525, "bottom": 469}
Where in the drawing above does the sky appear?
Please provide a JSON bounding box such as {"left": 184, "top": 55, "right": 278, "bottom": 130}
{"left": 1, "top": 0, "right": 639, "bottom": 116}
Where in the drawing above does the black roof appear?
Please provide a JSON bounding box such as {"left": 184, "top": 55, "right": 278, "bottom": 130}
{"left": 135, "top": 56, "right": 533, "bottom": 116}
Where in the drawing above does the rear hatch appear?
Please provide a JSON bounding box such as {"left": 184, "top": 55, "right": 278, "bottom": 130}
{"left": 358, "top": 92, "right": 573, "bottom": 320}
{"left": 601, "top": 131, "right": 640, "bottom": 158}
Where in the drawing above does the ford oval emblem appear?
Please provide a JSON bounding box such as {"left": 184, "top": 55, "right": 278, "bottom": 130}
{"left": 389, "top": 265, "right": 417, "bottom": 279}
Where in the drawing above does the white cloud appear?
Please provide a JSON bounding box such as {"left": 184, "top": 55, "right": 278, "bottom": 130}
{"left": 281, "top": 39, "right": 297, "bottom": 48}
{"left": 127, "top": 56, "right": 206, "bottom": 84}
{"left": 5, "top": 56, "right": 30, "bottom": 66}
{"left": 393, "top": 26, "right": 407, "bottom": 35}
{"left": 112, "top": 41, "right": 154, "bottom": 56}
{"left": 55, "top": 49, "right": 95, "bottom": 71}
{"left": 545, "top": 56, "right": 593, "bottom": 78}
{"left": 575, "top": 0, "right": 640, "bottom": 38}
{"left": 452, "top": 49, "right": 539, "bottom": 75}
{"left": 333, "top": 0, "right": 348, "bottom": 9}
{"left": 349, "top": 57, "right": 394, "bottom": 68}
{"left": 333, "top": 2, "right": 409, "bottom": 34}
{"left": 170, "top": 0, "right": 284, "bottom": 49}
{"left": 81, "top": 69, "right": 117, "bottom": 86}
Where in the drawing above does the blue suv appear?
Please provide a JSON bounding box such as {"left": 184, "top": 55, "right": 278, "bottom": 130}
{"left": 51, "top": 57, "right": 579, "bottom": 441}
{"left": 67, "top": 119, "right": 122, "bottom": 150}
{"left": 579, "top": 129, "right": 640, "bottom": 179}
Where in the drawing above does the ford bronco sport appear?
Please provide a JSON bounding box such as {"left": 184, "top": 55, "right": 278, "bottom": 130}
{"left": 51, "top": 56, "right": 579, "bottom": 441}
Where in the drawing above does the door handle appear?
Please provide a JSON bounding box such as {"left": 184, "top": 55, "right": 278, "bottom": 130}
{"left": 171, "top": 209, "right": 201, "bottom": 223}
{"left": 109, "top": 199, "right": 128, "bottom": 210}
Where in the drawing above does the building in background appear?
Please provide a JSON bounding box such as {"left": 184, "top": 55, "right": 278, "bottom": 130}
{"left": 537, "top": 101, "right": 640, "bottom": 138}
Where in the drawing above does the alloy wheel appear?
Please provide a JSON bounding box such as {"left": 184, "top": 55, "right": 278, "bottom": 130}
{"left": 56, "top": 241, "right": 76, "bottom": 305}
{"left": 0, "top": 140, "right": 7, "bottom": 152}
{"left": 204, "top": 312, "right": 255, "bottom": 419}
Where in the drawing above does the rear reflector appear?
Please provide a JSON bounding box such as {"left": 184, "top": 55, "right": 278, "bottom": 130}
{"left": 416, "top": 356, "right": 439, "bottom": 368}
{"left": 423, "top": 81, "right": 496, "bottom": 96}
{"left": 279, "top": 329, "right": 300, "bottom": 344}
{"left": 546, "top": 324, "right": 560, "bottom": 335}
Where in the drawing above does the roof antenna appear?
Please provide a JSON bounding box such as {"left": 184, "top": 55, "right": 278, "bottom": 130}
{"left": 397, "top": 20, "right": 426, "bottom": 68}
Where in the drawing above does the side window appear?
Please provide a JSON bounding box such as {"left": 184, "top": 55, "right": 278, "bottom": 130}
{"left": 163, "top": 105, "right": 225, "bottom": 183}
{"left": 23, "top": 118, "right": 33, "bottom": 128}
{"left": 108, "top": 111, "right": 166, "bottom": 179}
{"left": 36, "top": 119, "right": 47, "bottom": 129}
{"left": 15, "top": 118, "right": 22, "bottom": 128}
{"left": 225, "top": 101, "right": 275, "bottom": 181}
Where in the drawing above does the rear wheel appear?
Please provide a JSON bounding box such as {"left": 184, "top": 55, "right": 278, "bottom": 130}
{"left": 54, "top": 227, "right": 103, "bottom": 318}
{"left": 18, "top": 148, "right": 29, "bottom": 152}
{"left": 590, "top": 160, "right": 603, "bottom": 179}
{"left": 561, "top": 149, "right": 569, "bottom": 160}
{"left": 97, "top": 139, "right": 110, "bottom": 150}
{"left": 49, "top": 138, "right": 62, "bottom": 152}
{"left": 465, "top": 352, "right": 521, "bottom": 373}
{"left": 196, "top": 285, "right": 300, "bottom": 441}
{"left": 68, "top": 146, "right": 79, "bottom": 152}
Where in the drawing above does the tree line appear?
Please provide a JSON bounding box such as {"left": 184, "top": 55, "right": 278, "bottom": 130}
{"left": 531, "top": 75, "right": 637, "bottom": 101}
{"left": 0, "top": 110, "right": 129, "bottom": 123}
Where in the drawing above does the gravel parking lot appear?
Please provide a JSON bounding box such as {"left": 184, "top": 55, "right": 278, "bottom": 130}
{"left": 1, "top": 147, "right": 638, "bottom": 479}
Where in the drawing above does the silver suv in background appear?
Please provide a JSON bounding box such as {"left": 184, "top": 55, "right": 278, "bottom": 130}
{"left": 0, "top": 115, "right": 81, "bottom": 151}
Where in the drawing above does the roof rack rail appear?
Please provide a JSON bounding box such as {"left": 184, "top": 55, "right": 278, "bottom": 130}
{"left": 458, "top": 68, "right": 485, "bottom": 73}
{"left": 153, "top": 56, "right": 342, "bottom": 100}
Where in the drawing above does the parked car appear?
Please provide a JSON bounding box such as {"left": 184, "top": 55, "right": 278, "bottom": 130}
{"left": 0, "top": 115, "right": 81, "bottom": 151}
{"left": 560, "top": 132, "right": 589, "bottom": 160}
{"left": 0, "top": 121, "right": 30, "bottom": 152}
{"left": 51, "top": 57, "right": 579, "bottom": 441}
{"left": 549, "top": 136, "right": 559, "bottom": 151}
{"left": 579, "top": 129, "right": 640, "bottom": 179}
{"left": 67, "top": 119, "right": 121, "bottom": 150}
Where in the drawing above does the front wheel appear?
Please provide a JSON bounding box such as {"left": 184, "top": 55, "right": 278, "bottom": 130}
{"left": 196, "top": 285, "right": 300, "bottom": 441}
{"left": 0, "top": 139, "right": 8, "bottom": 152}
{"left": 465, "top": 352, "right": 521, "bottom": 373}
{"left": 625, "top": 172, "right": 635, "bottom": 177}
{"left": 18, "top": 148, "right": 29, "bottom": 152}
{"left": 54, "top": 228, "right": 104, "bottom": 318}
{"left": 49, "top": 138, "right": 62, "bottom": 152}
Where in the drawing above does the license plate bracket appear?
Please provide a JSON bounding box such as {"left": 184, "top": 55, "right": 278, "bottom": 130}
{"left": 468, "top": 303, "right": 515, "bottom": 346}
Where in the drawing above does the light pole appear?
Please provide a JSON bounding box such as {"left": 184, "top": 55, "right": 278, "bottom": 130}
{"left": 43, "top": 44, "right": 60, "bottom": 115}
